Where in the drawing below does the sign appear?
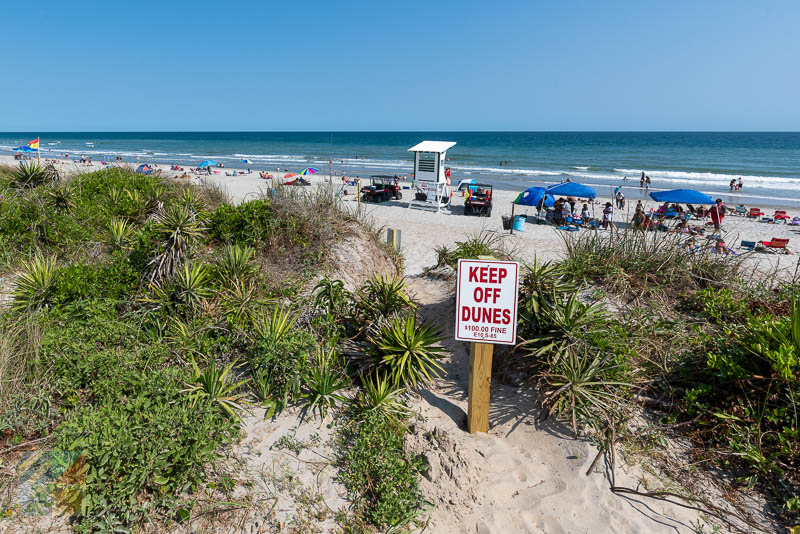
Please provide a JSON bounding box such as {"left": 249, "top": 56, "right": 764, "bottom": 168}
{"left": 455, "top": 259, "right": 519, "bottom": 345}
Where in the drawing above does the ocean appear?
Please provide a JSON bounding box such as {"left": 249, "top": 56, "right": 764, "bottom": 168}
{"left": 1, "top": 131, "right": 799, "bottom": 206}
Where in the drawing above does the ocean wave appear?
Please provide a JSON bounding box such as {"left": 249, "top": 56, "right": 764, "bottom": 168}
{"left": 612, "top": 168, "right": 796, "bottom": 184}
{"left": 573, "top": 166, "right": 589, "bottom": 170}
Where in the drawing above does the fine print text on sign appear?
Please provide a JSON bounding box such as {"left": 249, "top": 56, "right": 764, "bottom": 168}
{"left": 455, "top": 259, "right": 520, "bottom": 345}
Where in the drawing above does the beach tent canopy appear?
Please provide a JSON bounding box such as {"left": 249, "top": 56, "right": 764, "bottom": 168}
{"left": 546, "top": 182, "right": 596, "bottom": 199}
{"left": 457, "top": 178, "right": 476, "bottom": 191}
{"left": 241, "top": 159, "right": 252, "bottom": 164}
{"left": 649, "top": 189, "right": 714, "bottom": 205}
{"left": 198, "top": 160, "right": 217, "bottom": 168}
{"left": 136, "top": 164, "right": 152, "bottom": 175}
{"left": 12, "top": 146, "right": 38, "bottom": 152}
{"left": 515, "top": 186, "right": 555, "bottom": 207}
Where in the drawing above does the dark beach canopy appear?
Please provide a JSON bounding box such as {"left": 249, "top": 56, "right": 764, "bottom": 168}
{"left": 135, "top": 164, "right": 152, "bottom": 175}
{"left": 649, "top": 189, "right": 714, "bottom": 204}
{"left": 546, "top": 182, "right": 597, "bottom": 199}
{"left": 514, "top": 186, "right": 555, "bottom": 207}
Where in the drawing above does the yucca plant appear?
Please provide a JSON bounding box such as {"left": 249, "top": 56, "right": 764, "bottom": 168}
{"left": 313, "top": 276, "right": 353, "bottom": 318}
{"left": 107, "top": 186, "right": 124, "bottom": 206}
{"left": 106, "top": 217, "right": 134, "bottom": 251}
{"left": 218, "top": 280, "right": 257, "bottom": 322}
{"left": 356, "top": 372, "right": 411, "bottom": 422}
{"left": 145, "top": 203, "right": 207, "bottom": 282}
{"left": 517, "top": 290, "right": 607, "bottom": 361}
{"left": 303, "top": 347, "right": 349, "bottom": 419}
{"left": 541, "top": 351, "right": 629, "bottom": 438}
{"left": 357, "top": 274, "right": 416, "bottom": 323}
{"left": 11, "top": 255, "right": 58, "bottom": 313}
{"left": 368, "top": 313, "right": 446, "bottom": 390}
{"left": 171, "top": 262, "right": 213, "bottom": 310}
{"left": 183, "top": 359, "right": 248, "bottom": 419}
{"left": 10, "top": 161, "right": 58, "bottom": 189}
{"left": 215, "top": 243, "right": 256, "bottom": 284}
{"left": 251, "top": 306, "right": 296, "bottom": 345}
{"left": 48, "top": 182, "right": 75, "bottom": 212}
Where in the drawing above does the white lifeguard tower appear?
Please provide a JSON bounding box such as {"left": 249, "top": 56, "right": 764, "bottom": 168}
{"left": 407, "top": 140, "right": 456, "bottom": 212}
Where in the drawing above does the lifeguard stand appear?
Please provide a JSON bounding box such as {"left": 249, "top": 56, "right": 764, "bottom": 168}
{"left": 407, "top": 140, "right": 456, "bottom": 212}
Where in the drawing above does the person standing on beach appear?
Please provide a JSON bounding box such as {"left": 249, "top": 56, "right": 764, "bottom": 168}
{"left": 645, "top": 175, "right": 651, "bottom": 190}
{"left": 738, "top": 177, "right": 743, "bottom": 190}
{"left": 709, "top": 199, "right": 725, "bottom": 232}
{"left": 602, "top": 202, "right": 614, "bottom": 231}
{"left": 640, "top": 171, "right": 645, "bottom": 188}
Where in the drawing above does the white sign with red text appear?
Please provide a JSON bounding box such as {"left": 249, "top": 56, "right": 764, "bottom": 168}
{"left": 455, "top": 259, "right": 520, "bottom": 345}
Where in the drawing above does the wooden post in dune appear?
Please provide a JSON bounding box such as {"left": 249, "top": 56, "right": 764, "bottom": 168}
{"left": 468, "top": 342, "right": 494, "bottom": 433}
{"left": 455, "top": 259, "right": 520, "bottom": 434}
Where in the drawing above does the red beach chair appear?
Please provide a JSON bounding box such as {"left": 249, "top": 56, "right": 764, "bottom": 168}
{"left": 774, "top": 210, "right": 791, "bottom": 221}
{"left": 759, "top": 238, "right": 790, "bottom": 251}
{"left": 748, "top": 208, "right": 764, "bottom": 218}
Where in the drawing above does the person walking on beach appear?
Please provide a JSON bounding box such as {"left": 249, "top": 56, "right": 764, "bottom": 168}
{"left": 602, "top": 202, "right": 614, "bottom": 231}
{"left": 709, "top": 198, "right": 725, "bottom": 233}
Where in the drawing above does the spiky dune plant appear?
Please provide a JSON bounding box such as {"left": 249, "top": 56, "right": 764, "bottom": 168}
{"left": 48, "top": 182, "right": 75, "bottom": 212}
{"left": 251, "top": 306, "right": 295, "bottom": 345}
{"left": 183, "top": 359, "right": 248, "bottom": 419}
{"left": 10, "top": 161, "right": 58, "bottom": 189}
{"left": 146, "top": 203, "right": 206, "bottom": 282}
{"left": 171, "top": 262, "right": 213, "bottom": 310}
{"left": 368, "top": 313, "right": 446, "bottom": 390}
{"left": 357, "top": 274, "right": 416, "bottom": 323}
{"left": 357, "top": 372, "right": 411, "bottom": 422}
{"left": 303, "top": 347, "right": 348, "bottom": 419}
{"left": 219, "top": 280, "right": 260, "bottom": 324}
{"left": 215, "top": 243, "right": 256, "bottom": 284}
{"left": 11, "top": 255, "right": 58, "bottom": 313}
{"left": 106, "top": 217, "right": 134, "bottom": 251}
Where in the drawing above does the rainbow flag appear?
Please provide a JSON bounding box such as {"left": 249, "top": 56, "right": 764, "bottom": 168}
{"left": 28, "top": 137, "right": 39, "bottom": 149}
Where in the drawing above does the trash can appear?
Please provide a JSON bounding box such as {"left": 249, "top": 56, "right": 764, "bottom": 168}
{"left": 501, "top": 215, "right": 511, "bottom": 230}
{"left": 512, "top": 215, "right": 526, "bottom": 232}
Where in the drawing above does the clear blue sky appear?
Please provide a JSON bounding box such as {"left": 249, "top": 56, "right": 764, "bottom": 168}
{"left": 2, "top": 0, "right": 798, "bottom": 131}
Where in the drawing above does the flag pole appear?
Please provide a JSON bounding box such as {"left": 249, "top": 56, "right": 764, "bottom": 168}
{"left": 37, "top": 136, "right": 40, "bottom": 164}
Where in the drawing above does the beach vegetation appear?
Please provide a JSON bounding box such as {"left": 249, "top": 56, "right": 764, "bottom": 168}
{"left": 433, "top": 231, "right": 513, "bottom": 271}
{"left": 367, "top": 313, "right": 446, "bottom": 390}
{"left": 0, "top": 166, "right": 429, "bottom": 532}
{"left": 336, "top": 410, "right": 427, "bottom": 530}
{"left": 9, "top": 161, "right": 59, "bottom": 189}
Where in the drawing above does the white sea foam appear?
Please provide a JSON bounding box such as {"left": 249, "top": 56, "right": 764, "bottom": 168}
{"left": 573, "top": 166, "right": 589, "bottom": 170}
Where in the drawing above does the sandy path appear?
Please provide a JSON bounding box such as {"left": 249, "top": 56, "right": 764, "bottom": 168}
{"left": 404, "top": 277, "right": 715, "bottom": 534}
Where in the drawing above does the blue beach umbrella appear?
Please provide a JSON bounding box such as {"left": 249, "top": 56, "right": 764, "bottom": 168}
{"left": 241, "top": 159, "right": 252, "bottom": 164}
{"left": 649, "top": 189, "right": 714, "bottom": 204}
{"left": 12, "top": 145, "right": 38, "bottom": 153}
{"left": 136, "top": 164, "right": 152, "bottom": 175}
{"left": 546, "top": 182, "right": 597, "bottom": 199}
{"left": 514, "top": 186, "right": 555, "bottom": 207}
{"left": 197, "top": 160, "right": 217, "bottom": 168}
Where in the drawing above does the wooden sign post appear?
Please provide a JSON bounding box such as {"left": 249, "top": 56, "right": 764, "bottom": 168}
{"left": 455, "top": 259, "right": 520, "bottom": 434}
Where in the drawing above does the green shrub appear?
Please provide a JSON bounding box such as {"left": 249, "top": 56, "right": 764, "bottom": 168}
{"left": 337, "top": 411, "right": 426, "bottom": 529}
{"left": 434, "top": 232, "right": 511, "bottom": 270}
{"left": 9, "top": 161, "right": 58, "bottom": 189}
{"left": 51, "top": 257, "right": 139, "bottom": 305}
{"left": 208, "top": 199, "right": 275, "bottom": 245}
{"left": 55, "top": 368, "right": 237, "bottom": 528}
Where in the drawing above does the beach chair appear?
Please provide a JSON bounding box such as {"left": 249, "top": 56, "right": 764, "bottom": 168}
{"left": 759, "top": 238, "right": 790, "bottom": 252}
{"left": 734, "top": 205, "right": 747, "bottom": 216}
{"left": 748, "top": 207, "right": 764, "bottom": 218}
{"left": 740, "top": 240, "right": 756, "bottom": 251}
{"left": 774, "top": 210, "right": 791, "bottom": 222}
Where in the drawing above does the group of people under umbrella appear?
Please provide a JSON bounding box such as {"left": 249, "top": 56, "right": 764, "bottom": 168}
{"left": 513, "top": 182, "right": 725, "bottom": 233}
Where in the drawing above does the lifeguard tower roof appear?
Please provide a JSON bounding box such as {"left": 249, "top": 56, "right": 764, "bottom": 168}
{"left": 407, "top": 140, "right": 456, "bottom": 153}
